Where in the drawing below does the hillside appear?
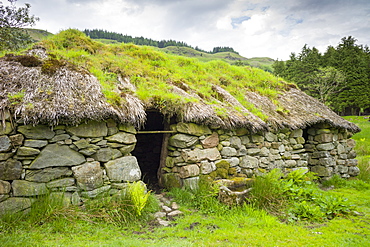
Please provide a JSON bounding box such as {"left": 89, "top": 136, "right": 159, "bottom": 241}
{"left": 160, "top": 46, "right": 274, "bottom": 72}
{"left": 100, "top": 40, "right": 275, "bottom": 72}
{"left": 22, "top": 29, "right": 275, "bottom": 72}
{"left": 25, "top": 28, "right": 53, "bottom": 42}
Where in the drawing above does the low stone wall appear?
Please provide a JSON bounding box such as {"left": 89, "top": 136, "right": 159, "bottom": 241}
{"left": 305, "top": 123, "right": 359, "bottom": 178}
{"left": 0, "top": 116, "right": 359, "bottom": 215}
{"left": 163, "top": 122, "right": 359, "bottom": 189}
{"left": 0, "top": 116, "right": 140, "bottom": 215}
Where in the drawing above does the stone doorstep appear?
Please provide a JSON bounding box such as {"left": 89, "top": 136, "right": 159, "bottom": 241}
{"left": 154, "top": 193, "right": 183, "bottom": 226}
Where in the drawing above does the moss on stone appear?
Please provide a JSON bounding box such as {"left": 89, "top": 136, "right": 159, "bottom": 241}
{"left": 228, "top": 167, "right": 237, "bottom": 176}
{"left": 163, "top": 173, "right": 181, "bottom": 189}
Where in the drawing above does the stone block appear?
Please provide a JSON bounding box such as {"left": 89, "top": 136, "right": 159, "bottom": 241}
{"left": 118, "top": 124, "right": 137, "bottom": 134}
{"left": 315, "top": 133, "right": 333, "bottom": 143}
{"left": 293, "top": 144, "right": 304, "bottom": 150}
{"left": 347, "top": 139, "right": 356, "bottom": 148}
{"left": 310, "top": 166, "right": 332, "bottom": 177}
{"left": 289, "top": 138, "right": 297, "bottom": 145}
{"left": 119, "top": 144, "right": 136, "bottom": 155}
{"left": 265, "top": 132, "right": 277, "bottom": 142}
{"left": 176, "top": 122, "right": 212, "bottom": 136}
{"left": 237, "top": 147, "right": 247, "bottom": 156}
{"left": 24, "top": 139, "right": 48, "bottom": 148}
{"left": 72, "top": 161, "right": 104, "bottom": 191}
{"left": 229, "top": 136, "right": 242, "bottom": 149}
{"left": 235, "top": 128, "right": 249, "bottom": 136}
{"left": 224, "top": 157, "right": 240, "bottom": 167}
{"left": 0, "top": 197, "right": 31, "bottom": 216}
{"left": 0, "top": 122, "right": 13, "bottom": 136}
{"left": 182, "top": 177, "right": 199, "bottom": 190}
{"left": 0, "top": 135, "right": 11, "bottom": 152}
{"left": 296, "top": 137, "right": 305, "bottom": 144}
{"left": 346, "top": 159, "right": 358, "bottom": 166}
{"left": 50, "top": 134, "right": 71, "bottom": 143}
{"left": 240, "top": 155, "right": 259, "bottom": 168}
{"left": 240, "top": 135, "right": 250, "bottom": 145}
{"left": 104, "top": 156, "right": 141, "bottom": 182}
{"left": 319, "top": 157, "right": 336, "bottom": 167}
{"left": 251, "top": 134, "right": 264, "bottom": 143}
{"left": 182, "top": 148, "right": 221, "bottom": 163}
{"left": 12, "top": 180, "right": 48, "bottom": 196}
{"left": 317, "top": 143, "right": 335, "bottom": 151}
{"left": 80, "top": 185, "right": 111, "bottom": 198}
{"left": 92, "top": 147, "right": 122, "bottom": 162}
{"left": 221, "top": 147, "right": 237, "bottom": 157}
{"left": 247, "top": 148, "right": 260, "bottom": 156}
{"left": 47, "top": 178, "right": 75, "bottom": 189}
{"left": 348, "top": 166, "right": 360, "bottom": 176}
{"left": 201, "top": 132, "right": 219, "bottom": 149}
{"left": 179, "top": 164, "right": 200, "bottom": 178}
{"left": 30, "top": 144, "right": 86, "bottom": 169}
{"left": 297, "top": 160, "right": 308, "bottom": 167}
{"left": 0, "top": 159, "right": 22, "bottom": 180}
{"left": 290, "top": 129, "right": 303, "bottom": 138}
{"left": 66, "top": 121, "right": 108, "bottom": 138}
{"left": 169, "top": 134, "right": 198, "bottom": 148}
{"left": 291, "top": 154, "right": 301, "bottom": 160}
{"left": 16, "top": 146, "right": 40, "bottom": 156}
{"left": 316, "top": 128, "right": 331, "bottom": 134}
{"left": 0, "top": 152, "right": 14, "bottom": 161}
{"left": 105, "top": 132, "right": 136, "bottom": 144}
{"left": 348, "top": 150, "right": 357, "bottom": 159}
{"left": 0, "top": 180, "right": 11, "bottom": 194}
{"left": 337, "top": 144, "right": 345, "bottom": 154}
{"left": 284, "top": 160, "right": 297, "bottom": 168}
{"left": 337, "top": 165, "right": 348, "bottom": 173}
{"left": 200, "top": 160, "right": 216, "bottom": 174}
{"left": 163, "top": 173, "right": 182, "bottom": 188}
{"left": 220, "top": 141, "right": 230, "bottom": 147}
{"left": 25, "top": 167, "right": 73, "bottom": 183}
{"left": 18, "top": 125, "right": 55, "bottom": 139}
{"left": 311, "top": 151, "right": 330, "bottom": 158}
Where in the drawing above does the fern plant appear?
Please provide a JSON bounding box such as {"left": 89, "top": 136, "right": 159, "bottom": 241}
{"left": 127, "top": 181, "right": 151, "bottom": 216}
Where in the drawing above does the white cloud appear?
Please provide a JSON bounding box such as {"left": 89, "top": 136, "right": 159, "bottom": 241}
{"left": 12, "top": 0, "right": 370, "bottom": 60}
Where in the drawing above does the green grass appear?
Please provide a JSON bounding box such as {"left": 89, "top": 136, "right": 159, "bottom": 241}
{"left": 1, "top": 184, "right": 369, "bottom": 246}
{"left": 33, "top": 29, "right": 287, "bottom": 121}
{"left": 343, "top": 116, "right": 370, "bottom": 181}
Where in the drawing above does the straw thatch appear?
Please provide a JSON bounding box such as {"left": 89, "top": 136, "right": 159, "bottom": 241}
{"left": 0, "top": 48, "right": 360, "bottom": 133}
{"left": 0, "top": 53, "right": 145, "bottom": 127}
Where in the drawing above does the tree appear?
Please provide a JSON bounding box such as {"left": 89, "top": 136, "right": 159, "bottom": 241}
{"left": 306, "top": 67, "right": 346, "bottom": 106}
{"left": 0, "top": 0, "right": 39, "bottom": 51}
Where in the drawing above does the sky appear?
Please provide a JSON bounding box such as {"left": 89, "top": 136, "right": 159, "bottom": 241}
{"left": 8, "top": 0, "right": 370, "bottom": 60}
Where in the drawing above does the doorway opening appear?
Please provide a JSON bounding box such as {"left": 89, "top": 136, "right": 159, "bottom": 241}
{"left": 132, "top": 111, "right": 168, "bottom": 192}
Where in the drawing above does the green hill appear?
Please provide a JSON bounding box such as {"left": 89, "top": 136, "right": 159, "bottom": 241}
{"left": 90, "top": 37, "right": 275, "bottom": 72}
{"left": 25, "top": 28, "right": 53, "bottom": 42}
{"left": 160, "top": 46, "right": 274, "bottom": 72}
{"left": 22, "top": 30, "right": 275, "bottom": 72}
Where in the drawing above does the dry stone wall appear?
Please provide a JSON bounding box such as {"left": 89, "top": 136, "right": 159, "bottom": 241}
{"left": 163, "top": 122, "right": 359, "bottom": 189}
{"left": 0, "top": 115, "right": 359, "bottom": 215}
{"left": 0, "top": 115, "right": 140, "bottom": 215}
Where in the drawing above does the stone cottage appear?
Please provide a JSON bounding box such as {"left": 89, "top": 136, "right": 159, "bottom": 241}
{"left": 0, "top": 43, "right": 360, "bottom": 215}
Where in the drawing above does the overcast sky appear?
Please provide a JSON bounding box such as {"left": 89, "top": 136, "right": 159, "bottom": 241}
{"left": 10, "top": 0, "right": 370, "bottom": 60}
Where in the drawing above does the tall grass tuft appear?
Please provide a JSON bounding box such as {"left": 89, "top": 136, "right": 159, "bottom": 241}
{"left": 247, "top": 169, "right": 287, "bottom": 213}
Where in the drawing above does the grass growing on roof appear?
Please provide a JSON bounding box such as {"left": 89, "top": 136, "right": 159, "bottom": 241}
{"left": 39, "top": 29, "right": 289, "bottom": 122}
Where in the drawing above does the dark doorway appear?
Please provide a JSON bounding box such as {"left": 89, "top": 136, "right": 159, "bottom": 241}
{"left": 132, "top": 111, "right": 167, "bottom": 192}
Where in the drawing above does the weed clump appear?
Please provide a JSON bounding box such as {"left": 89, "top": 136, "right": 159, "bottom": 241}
{"left": 4, "top": 54, "right": 42, "bottom": 67}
